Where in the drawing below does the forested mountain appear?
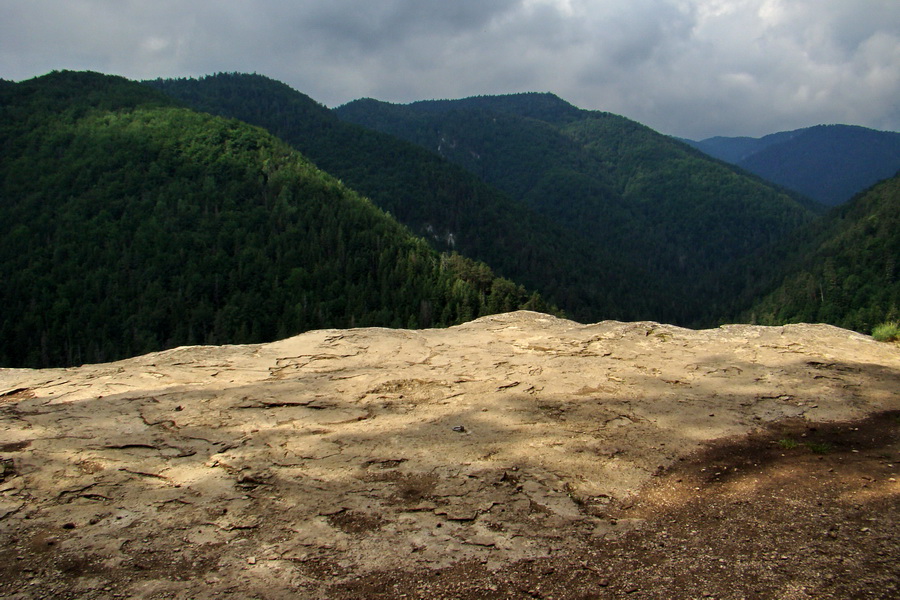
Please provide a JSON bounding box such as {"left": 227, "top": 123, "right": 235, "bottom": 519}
{"left": 739, "top": 171, "right": 900, "bottom": 332}
{"left": 0, "top": 71, "right": 549, "bottom": 368}
{"left": 335, "top": 92, "right": 819, "bottom": 324}
{"left": 6, "top": 71, "right": 890, "bottom": 371}
{"left": 145, "top": 73, "right": 660, "bottom": 324}
{"left": 687, "top": 125, "right": 900, "bottom": 206}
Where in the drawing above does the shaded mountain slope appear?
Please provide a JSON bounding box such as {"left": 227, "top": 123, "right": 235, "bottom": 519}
{"left": 0, "top": 71, "right": 546, "bottom": 367}
{"left": 336, "top": 93, "right": 818, "bottom": 324}
{"left": 741, "top": 170, "right": 900, "bottom": 332}
{"left": 146, "top": 74, "right": 659, "bottom": 323}
{"left": 689, "top": 125, "right": 900, "bottom": 206}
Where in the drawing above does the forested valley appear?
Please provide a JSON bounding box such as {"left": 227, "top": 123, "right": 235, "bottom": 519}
{"left": 146, "top": 74, "right": 658, "bottom": 324}
{"left": 151, "top": 75, "right": 817, "bottom": 327}
{"left": 332, "top": 90, "right": 898, "bottom": 331}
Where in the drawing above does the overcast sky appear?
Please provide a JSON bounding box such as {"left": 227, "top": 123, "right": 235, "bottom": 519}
{"left": 2, "top": 0, "right": 898, "bottom": 139}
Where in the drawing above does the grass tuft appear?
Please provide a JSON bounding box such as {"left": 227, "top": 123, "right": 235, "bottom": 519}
{"left": 778, "top": 438, "right": 800, "bottom": 450}
{"left": 872, "top": 321, "right": 900, "bottom": 342}
{"left": 805, "top": 441, "right": 833, "bottom": 455}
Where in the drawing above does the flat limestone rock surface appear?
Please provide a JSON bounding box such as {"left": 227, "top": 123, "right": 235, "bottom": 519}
{"left": 0, "top": 311, "right": 898, "bottom": 599}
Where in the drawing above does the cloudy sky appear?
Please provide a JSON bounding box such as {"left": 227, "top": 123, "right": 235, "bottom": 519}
{"left": 2, "top": 0, "right": 898, "bottom": 139}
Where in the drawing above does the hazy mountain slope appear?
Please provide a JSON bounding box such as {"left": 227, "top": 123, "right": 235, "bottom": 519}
{"left": 336, "top": 93, "right": 817, "bottom": 325}
{"left": 682, "top": 130, "right": 796, "bottom": 164}
{"left": 0, "top": 71, "right": 546, "bottom": 367}
{"left": 690, "top": 125, "right": 900, "bottom": 206}
{"left": 742, "top": 171, "right": 900, "bottom": 332}
{"left": 146, "top": 74, "right": 663, "bottom": 323}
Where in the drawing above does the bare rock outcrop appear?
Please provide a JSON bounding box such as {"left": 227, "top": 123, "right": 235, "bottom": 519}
{"left": 1, "top": 312, "right": 898, "bottom": 598}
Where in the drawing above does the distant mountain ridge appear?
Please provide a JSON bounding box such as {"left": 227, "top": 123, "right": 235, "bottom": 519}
{"left": 396, "top": 91, "right": 586, "bottom": 124}
{"left": 683, "top": 130, "right": 799, "bottom": 164}
{"left": 687, "top": 125, "right": 900, "bottom": 206}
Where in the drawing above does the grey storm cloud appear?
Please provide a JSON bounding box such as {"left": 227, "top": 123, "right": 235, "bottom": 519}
{"left": 1, "top": 0, "right": 898, "bottom": 139}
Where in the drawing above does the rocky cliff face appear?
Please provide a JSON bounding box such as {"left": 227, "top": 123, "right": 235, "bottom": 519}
{"left": 1, "top": 311, "right": 898, "bottom": 599}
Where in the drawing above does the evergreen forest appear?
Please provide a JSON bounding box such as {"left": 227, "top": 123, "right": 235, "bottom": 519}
{"left": 0, "top": 71, "right": 550, "bottom": 367}
{"left": 335, "top": 92, "right": 820, "bottom": 324}
{"left": 741, "top": 171, "right": 900, "bottom": 331}
{"left": 145, "top": 74, "right": 657, "bottom": 324}
{"left": 151, "top": 76, "right": 817, "bottom": 327}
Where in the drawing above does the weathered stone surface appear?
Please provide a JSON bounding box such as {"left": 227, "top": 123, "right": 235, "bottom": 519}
{"left": 0, "top": 311, "right": 898, "bottom": 598}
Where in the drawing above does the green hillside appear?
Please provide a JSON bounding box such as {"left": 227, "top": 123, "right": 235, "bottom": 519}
{"left": 742, "top": 171, "right": 900, "bottom": 332}
{"left": 0, "top": 71, "right": 549, "bottom": 367}
{"left": 146, "top": 74, "right": 662, "bottom": 323}
{"left": 336, "top": 93, "right": 819, "bottom": 324}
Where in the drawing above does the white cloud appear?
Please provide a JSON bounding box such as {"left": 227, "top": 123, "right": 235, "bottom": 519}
{"left": 0, "top": 0, "right": 897, "bottom": 138}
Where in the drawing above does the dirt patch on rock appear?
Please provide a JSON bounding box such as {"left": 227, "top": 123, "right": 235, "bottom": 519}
{"left": 325, "top": 411, "right": 899, "bottom": 600}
